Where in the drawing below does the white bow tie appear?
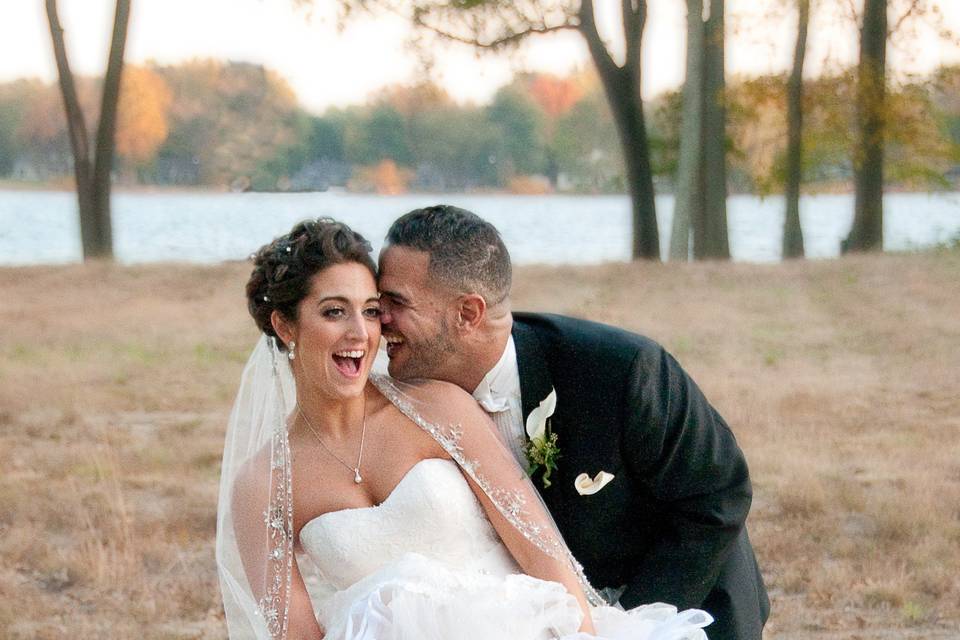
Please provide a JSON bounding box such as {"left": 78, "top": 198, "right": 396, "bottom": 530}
{"left": 475, "top": 390, "right": 510, "bottom": 413}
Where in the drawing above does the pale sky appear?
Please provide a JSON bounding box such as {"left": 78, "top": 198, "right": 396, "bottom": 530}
{"left": 2, "top": 0, "right": 958, "bottom": 113}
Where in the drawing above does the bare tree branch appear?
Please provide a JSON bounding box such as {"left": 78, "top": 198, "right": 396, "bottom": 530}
{"left": 45, "top": 0, "right": 91, "bottom": 180}
{"left": 91, "top": 0, "right": 131, "bottom": 219}
{"left": 843, "top": 0, "right": 861, "bottom": 24}
{"left": 578, "top": 0, "right": 620, "bottom": 77}
{"left": 889, "top": 0, "right": 924, "bottom": 36}
{"left": 623, "top": 0, "right": 647, "bottom": 86}
{"left": 412, "top": 13, "right": 579, "bottom": 50}
{"left": 623, "top": 0, "right": 640, "bottom": 66}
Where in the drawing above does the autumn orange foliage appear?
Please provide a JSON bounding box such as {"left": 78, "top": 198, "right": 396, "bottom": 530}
{"left": 116, "top": 65, "right": 172, "bottom": 164}
{"left": 374, "top": 159, "right": 410, "bottom": 194}
{"left": 507, "top": 175, "right": 552, "bottom": 194}
{"left": 527, "top": 74, "right": 584, "bottom": 120}
{"left": 350, "top": 159, "right": 411, "bottom": 194}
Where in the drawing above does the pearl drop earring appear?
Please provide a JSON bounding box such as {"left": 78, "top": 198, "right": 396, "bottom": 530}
{"left": 288, "top": 341, "right": 296, "bottom": 360}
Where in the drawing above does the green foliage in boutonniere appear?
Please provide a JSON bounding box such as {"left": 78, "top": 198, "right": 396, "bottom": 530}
{"left": 523, "top": 388, "right": 560, "bottom": 488}
{"left": 523, "top": 428, "right": 561, "bottom": 488}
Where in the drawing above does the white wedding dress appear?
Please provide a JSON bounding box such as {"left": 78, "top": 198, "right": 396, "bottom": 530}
{"left": 299, "top": 458, "right": 711, "bottom": 640}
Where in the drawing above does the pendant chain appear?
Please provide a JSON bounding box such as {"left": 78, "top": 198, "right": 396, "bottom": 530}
{"left": 297, "top": 397, "right": 367, "bottom": 484}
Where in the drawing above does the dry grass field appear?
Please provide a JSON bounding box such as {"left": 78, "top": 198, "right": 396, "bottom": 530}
{"left": 1, "top": 248, "right": 958, "bottom": 639}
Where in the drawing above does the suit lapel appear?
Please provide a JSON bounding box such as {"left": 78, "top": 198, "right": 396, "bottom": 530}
{"left": 512, "top": 317, "right": 569, "bottom": 507}
{"left": 511, "top": 317, "right": 554, "bottom": 432}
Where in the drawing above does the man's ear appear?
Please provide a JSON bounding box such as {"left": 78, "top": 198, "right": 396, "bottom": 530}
{"left": 271, "top": 310, "right": 296, "bottom": 347}
{"left": 456, "top": 294, "right": 486, "bottom": 333}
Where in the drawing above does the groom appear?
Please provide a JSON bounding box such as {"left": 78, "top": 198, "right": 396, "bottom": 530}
{"left": 377, "top": 205, "right": 769, "bottom": 639}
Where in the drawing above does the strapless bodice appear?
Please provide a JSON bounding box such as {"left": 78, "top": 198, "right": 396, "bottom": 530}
{"left": 299, "top": 458, "right": 520, "bottom": 590}
{"left": 297, "top": 454, "right": 712, "bottom": 640}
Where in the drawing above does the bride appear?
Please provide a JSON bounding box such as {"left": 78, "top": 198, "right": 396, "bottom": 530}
{"left": 216, "top": 218, "right": 712, "bottom": 639}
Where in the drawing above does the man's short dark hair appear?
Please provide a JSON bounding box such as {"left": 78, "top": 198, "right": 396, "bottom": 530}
{"left": 386, "top": 205, "right": 512, "bottom": 304}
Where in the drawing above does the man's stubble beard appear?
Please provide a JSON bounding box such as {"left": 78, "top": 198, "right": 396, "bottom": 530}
{"left": 390, "top": 315, "right": 459, "bottom": 383}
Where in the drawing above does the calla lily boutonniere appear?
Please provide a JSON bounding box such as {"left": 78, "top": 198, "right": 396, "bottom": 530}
{"left": 522, "top": 388, "right": 561, "bottom": 488}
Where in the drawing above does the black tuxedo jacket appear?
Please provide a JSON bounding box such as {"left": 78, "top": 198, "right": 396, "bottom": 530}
{"left": 512, "top": 313, "right": 769, "bottom": 640}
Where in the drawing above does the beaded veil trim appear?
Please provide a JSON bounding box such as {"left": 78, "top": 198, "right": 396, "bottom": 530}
{"left": 256, "top": 341, "right": 294, "bottom": 638}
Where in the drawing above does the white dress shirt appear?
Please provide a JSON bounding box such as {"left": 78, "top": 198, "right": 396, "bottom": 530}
{"left": 471, "top": 335, "right": 528, "bottom": 467}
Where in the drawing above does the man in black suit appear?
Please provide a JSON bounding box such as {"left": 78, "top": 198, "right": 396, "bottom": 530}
{"left": 377, "top": 205, "right": 769, "bottom": 639}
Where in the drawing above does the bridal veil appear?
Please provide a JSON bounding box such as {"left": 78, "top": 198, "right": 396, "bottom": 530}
{"left": 217, "top": 337, "right": 296, "bottom": 639}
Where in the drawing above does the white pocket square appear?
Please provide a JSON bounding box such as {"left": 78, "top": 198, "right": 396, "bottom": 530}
{"left": 574, "top": 471, "right": 615, "bottom": 496}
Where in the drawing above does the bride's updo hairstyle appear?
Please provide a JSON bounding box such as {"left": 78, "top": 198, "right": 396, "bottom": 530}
{"left": 246, "top": 218, "right": 376, "bottom": 348}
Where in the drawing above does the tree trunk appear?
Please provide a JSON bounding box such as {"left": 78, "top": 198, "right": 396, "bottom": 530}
{"left": 619, "top": 89, "right": 660, "bottom": 261}
{"left": 671, "top": 0, "right": 705, "bottom": 261}
{"left": 89, "top": 0, "right": 131, "bottom": 257}
{"left": 697, "top": 0, "right": 729, "bottom": 260}
{"left": 601, "top": 74, "right": 660, "bottom": 260}
{"left": 46, "top": 0, "right": 128, "bottom": 260}
{"left": 544, "top": 148, "right": 559, "bottom": 188}
{"left": 783, "top": 0, "right": 809, "bottom": 259}
{"left": 46, "top": 0, "right": 98, "bottom": 257}
{"left": 846, "top": 0, "right": 886, "bottom": 253}
{"left": 580, "top": 0, "right": 660, "bottom": 260}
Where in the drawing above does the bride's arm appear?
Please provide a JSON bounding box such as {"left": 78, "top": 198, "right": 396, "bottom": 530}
{"left": 232, "top": 454, "right": 326, "bottom": 639}
{"left": 466, "top": 467, "right": 597, "bottom": 635}
{"left": 416, "top": 381, "right": 597, "bottom": 635}
{"left": 286, "top": 561, "right": 327, "bottom": 638}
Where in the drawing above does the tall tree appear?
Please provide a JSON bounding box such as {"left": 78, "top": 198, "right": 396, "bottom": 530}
{"left": 783, "top": 0, "right": 810, "bottom": 259}
{"left": 670, "top": 0, "right": 705, "bottom": 261}
{"left": 46, "top": 0, "right": 131, "bottom": 260}
{"left": 698, "top": 0, "right": 730, "bottom": 259}
{"left": 670, "top": 0, "right": 729, "bottom": 261}
{"left": 845, "top": 0, "right": 887, "bottom": 252}
{"left": 337, "top": 0, "right": 662, "bottom": 260}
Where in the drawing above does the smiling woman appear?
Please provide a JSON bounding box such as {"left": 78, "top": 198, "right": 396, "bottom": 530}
{"left": 269, "top": 261, "right": 382, "bottom": 400}
{"left": 223, "top": 217, "right": 397, "bottom": 638}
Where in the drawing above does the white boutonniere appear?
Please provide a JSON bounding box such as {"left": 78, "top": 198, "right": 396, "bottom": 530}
{"left": 522, "top": 388, "right": 560, "bottom": 488}
{"left": 574, "top": 471, "right": 616, "bottom": 496}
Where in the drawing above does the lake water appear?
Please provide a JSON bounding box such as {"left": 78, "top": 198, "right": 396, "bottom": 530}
{"left": 0, "top": 190, "right": 958, "bottom": 266}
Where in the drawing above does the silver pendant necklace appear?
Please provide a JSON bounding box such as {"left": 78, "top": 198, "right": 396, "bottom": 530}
{"left": 297, "top": 398, "right": 367, "bottom": 484}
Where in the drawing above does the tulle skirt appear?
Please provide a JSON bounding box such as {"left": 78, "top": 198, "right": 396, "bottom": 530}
{"left": 316, "top": 553, "right": 712, "bottom": 640}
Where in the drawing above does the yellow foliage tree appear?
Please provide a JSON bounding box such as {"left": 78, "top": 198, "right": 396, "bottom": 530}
{"left": 350, "top": 159, "right": 411, "bottom": 194}
{"left": 116, "top": 65, "right": 172, "bottom": 165}
{"left": 371, "top": 159, "right": 410, "bottom": 194}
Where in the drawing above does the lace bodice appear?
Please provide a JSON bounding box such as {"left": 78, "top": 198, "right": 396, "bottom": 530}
{"left": 299, "top": 458, "right": 520, "bottom": 590}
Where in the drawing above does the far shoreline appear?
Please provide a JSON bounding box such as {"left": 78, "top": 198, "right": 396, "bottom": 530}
{"left": 3, "top": 178, "right": 959, "bottom": 197}
{"left": 3, "top": 244, "right": 959, "bottom": 273}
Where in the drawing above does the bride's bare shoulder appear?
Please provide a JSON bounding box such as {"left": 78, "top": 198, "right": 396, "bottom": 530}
{"left": 375, "top": 376, "right": 489, "bottom": 424}
{"left": 228, "top": 445, "right": 276, "bottom": 511}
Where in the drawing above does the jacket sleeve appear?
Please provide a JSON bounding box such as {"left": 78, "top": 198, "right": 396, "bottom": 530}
{"left": 618, "top": 345, "right": 752, "bottom": 610}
